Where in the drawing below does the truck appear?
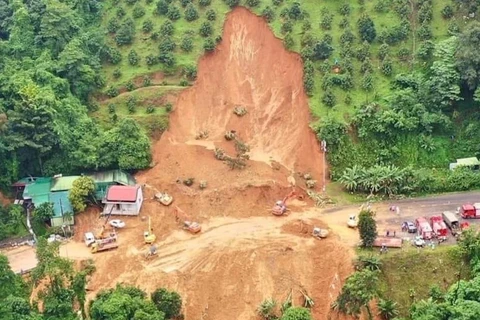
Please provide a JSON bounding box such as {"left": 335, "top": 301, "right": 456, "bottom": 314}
{"left": 460, "top": 204, "right": 480, "bottom": 219}
{"left": 416, "top": 217, "right": 433, "bottom": 240}
{"left": 91, "top": 241, "right": 118, "bottom": 253}
{"left": 442, "top": 211, "right": 461, "bottom": 236}
{"left": 430, "top": 215, "right": 448, "bottom": 240}
{"left": 84, "top": 231, "right": 117, "bottom": 247}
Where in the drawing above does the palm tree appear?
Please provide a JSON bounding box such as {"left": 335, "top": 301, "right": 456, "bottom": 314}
{"left": 377, "top": 298, "right": 399, "bottom": 320}
{"left": 339, "top": 165, "right": 363, "bottom": 192}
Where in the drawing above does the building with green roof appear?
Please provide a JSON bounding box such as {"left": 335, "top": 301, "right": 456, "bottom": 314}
{"left": 50, "top": 176, "right": 82, "bottom": 192}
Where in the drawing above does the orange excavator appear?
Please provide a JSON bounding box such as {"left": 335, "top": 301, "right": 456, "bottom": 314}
{"left": 272, "top": 191, "right": 296, "bottom": 216}
{"left": 173, "top": 206, "right": 202, "bottom": 234}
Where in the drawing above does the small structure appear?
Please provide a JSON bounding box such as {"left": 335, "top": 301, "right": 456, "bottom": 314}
{"left": 88, "top": 170, "right": 137, "bottom": 201}
{"left": 373, "top": 237, "right": 402, "bottom": 248}
{"left": 449, "top": 157, "right": 480, "bottom": 171}
{"left": 102, "top": 185, "right": 143, "bottom": 216}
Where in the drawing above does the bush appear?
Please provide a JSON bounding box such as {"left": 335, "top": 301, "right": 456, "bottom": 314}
{"left": 106, "top": 86, "right": 119, "bottom": 97}
{"left": 246, "top": 0, "right": 260, "bottom": 7}
{"left": 180, "top": 0, "right": 190, "bottom": 7}
{"left": 132, "top": 5, "right": 145, "bottom": 18}
{"left": 115, "top": 19, "right": 135, "bottom": 46}
{"left": 284, "top": 33, "right": 294, "bottom": 49}
{"left": 378, "top": 43, "right": 389, "bottom": 60}
{"left": 322, "top": 90, "right": 336, "bottom": 107}
{"left": 113, "top": 69, "right": 122, "bottom": 79}
{"left": 361, "top": 72, "right": 373, "bottom": 91}
{"left": 106, "top": 47, "right": 122, "bottom": 64}
{"left": 108, "top": 103, "right": 116, "bottom": 114}
{"left": 417, "top": 23, "right": 432, "bottom": 40}
{"left": 356, "top": 41, "right": 370, "bottom": 62}
{"left": 184, "top": 3, "right": 198, "bottom": 21}
{"left": 418, "top": 3, "right": 432, "bottom": 24}
{"left": 360, "top": 58, "right": 372, "bottom": 74}
{"left": 272, "top": 0, "right": 283, "bottom": 6}
{"left": 339, "top": 3, "right": 350, "bottom": 15}
{"left": 199, "top": 0, "right": 211, "bottom": 7}
{"left": 281, "top": 307, "right": 312, "bottom": 320}
{"left": 142, "top": 20, "right": 153, "bottom": 33}
{"left": 143, "top": 76, "right": 151, "bottom": 87}
{"left": 224, "top": 0, "right": 239, "bottom": 8}
{"left": 416, "top": 40, "right": 434, "bottom": 61}
{"left": 107, "top": 18, "right": 119, "bottom": 33}
{"left": 159, "top": 52, "right": 176, "bottom": 67}
{"left": 340, "top": 29, "right": 355, "bottom": 45}
{"left": 159, "top": 36, "right": 176, "bottom": 53}
{"left": 126, "top": 80, "right": 135, "bottom": 91}
{"left": 397, "top": 47, "right": 410, "bottom": 61}
{"left": 339, "top": 17, "right": 349, "bottom": 29}
{"left": 288, "top": 1, "right": 304, "bottom": 20}
{"left": 374, "top": 0, "right": 389, "bottom": 13}
{"left": 128, "top": 49, "right": 140, "bottom": 66}
{"left": 441, "top": 5, "right": 454, "bottom": 19}
{"left": 151, "top": 288, "right": 182, "bottom": 319}
{"left": 199, "top": 21, "right": 213, "bottom": 37}
{"left": 281, "top": 20, "right": 292, "bottom": 34}
{"left": 156, "top": 0, "right": 169, "bottom": 15}
{"left": 320, "top": 7, "right": 333, "bottom": 30}
{"left": 381, "top": 56, "right": 393, "bottom": 76}
{"left": 160, "top": 20, "right": 174, "bottom": 36}
{"left": 203, "top": 38, "right": 215, "bottom": 51}
{"left": 206, "top": 8, "right": 216, "bottom": 21}
{"left": 165, "top": 103, "right": 173, "bottom": 112}
{"left": 179, "top": 79, "right": 189, "bottom": 86}
{"left": 184, "top": 65, "right": 197, "bottom": 80}
{"left": 126, "top": 96, "right": 137, "bottom": 113}
{"left": 311, "top": 40, "right": 333, "bottom": 60}
{"left": 447, "top": 21, "right": 460, "bottom": 35}
{"left": 180, "top": 35, "right": 194, "bottom": 52}
{"left": 302, "top": 20, "right": 311, "bottom": 32}
{"left": 167, "top": 4, "right": 181, "bottom": 20}
{"left": 146, "top": 54, "right": 158, "bottom": 65}
{"left": 357, "top": 14, "right": 376, "bottom": 43}
{"left": 146, "top": 105, "right": 155, "bottom": 114}
{"left": 126, "top": 0, "right": 137, "bottom": 5}
{"left": 116, "top": 7, "right": 126, "bottom": 18}
{"left": 151, "top": 32, "right": 159, "bottom": 40}
{"left": 345, "top": 95, "right": 352, "bottom": 105}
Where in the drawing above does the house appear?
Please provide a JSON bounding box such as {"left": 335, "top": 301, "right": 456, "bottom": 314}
{"left": 87, "top": 170, "right": 137, "bottom": 201}
{"left": 449, "top": 157, "right": 480, "bottom": 171}
{"left": 102, "top": 185, "right": 143, "bottom": 216}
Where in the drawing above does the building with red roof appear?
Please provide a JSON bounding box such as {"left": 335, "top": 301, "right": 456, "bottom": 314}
{"left": 102, "top": 185, "right": 143, "bottom": 216}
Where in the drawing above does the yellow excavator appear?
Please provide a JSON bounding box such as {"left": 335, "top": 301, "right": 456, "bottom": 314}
{"left": 144, "top": 216, "right": 156, "bottom": 244}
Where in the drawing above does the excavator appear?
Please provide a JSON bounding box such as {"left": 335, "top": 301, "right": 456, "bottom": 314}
{"left": 144, "top": 216, "right": 156, "bottom": 244}
{"left": 272, "top": 191, "right": 296, "bottom": 216}
{"left": 173, "top": 206, "right": 201, "bottom": 234}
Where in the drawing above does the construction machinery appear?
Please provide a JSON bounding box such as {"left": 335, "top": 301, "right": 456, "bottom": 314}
{"left": 144, "top": 216, "right": 156, "bottom": 244}
{"left": 347, "top": 215, "right": 358, "bottom": 228}
{"left": 144, "top": 245, "right": 158, "bottom": 259}
{"left": 272, "top": 191, "right": 296, "bottom": 216}
{"left": 312, "top": 227, "right": 329, "bottom": 239}
{"left": 91, "top": 240, "right": 118, "bottom": 254}
{"left": 154, "top": 192, "right": 173, "bottom": 206}
{"left": 84, "top": 206, "right": 116, "bottom": 247}
{"left": 173, "top": 206, "right": 201, "bottom": 234}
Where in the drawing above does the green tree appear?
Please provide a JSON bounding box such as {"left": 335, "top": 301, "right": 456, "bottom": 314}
{"left": 281, "top": 307, "right": 312, "bottom": 320}
{"left": 68, "top": 176, "right": 95, "bottom": 213}
{"left": 180, "top": 35, "right": 194, "bottom": 52}
{"left": 199, "top": 21, "right": 213, "bottom": 37}
{"left": 166, "top": 4, "right": 181, "bottom": 21}
{"left": 357, "top": 14, "right": 376, "bottom": 43}
{"left": 132, "top": 5, "right": 145, "bottom": 18}
{"left": 156, "top": 0, "right": 169, "bottom": 15}
{"left": 246, "top": 0, "right": 260, "bottom": 7}
{"left": 128, "top": 49, "right": 140, "bottom": 66}
{"left": 33, "top": 202, "right": 54, "bottom": 224}
{"left": 262, "top": 6, "right": 275, "bottom": 22}
{"left": 199, "top": 0, "right": 211, "bottom": 6}
{"left": 115, "top": 18, "right": 135, "bottom": 45}
{"left": 311, "top": 40, "right": 333, "bottom": 60}
{"left": 160, "top": 20, "right": 174, "bottom": 36}
{"left": 142, "top": 19, "right": 153, "bottom": 33}
{"left": 335, "top": 269, "right": 378, "bottom": 319}
{"left": 455, "top": 22, "right": 480, "bottom": 90}
{"left": 358, "top": 209, "right": 377, "bottom": 248}
{"left": 151, "top": 288, "right": 182, "bottom": 319}
{"left": 206, "top": 8, "right": 216, "bottom": 21}
{"left": 0, "top": 254, "right": 28, "bottom": 300}
{"left": 184, "top": 3, "right": 198, "bottom": 21}
{"left": 203, "top": 38, "right": 215, "bottom": 51}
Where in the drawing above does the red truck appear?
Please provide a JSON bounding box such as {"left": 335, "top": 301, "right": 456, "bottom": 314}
{"left": 460, "top": 204, "right": 480, "bottom": 219}
{"left": 430, "top": 215, "right": 448, "bottom": 239}
{"left": 416, "top": 217, "right": 433, "bottom": 240}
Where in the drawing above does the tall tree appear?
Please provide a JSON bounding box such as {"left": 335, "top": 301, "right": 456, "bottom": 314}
{"left": 456, "top": 22, "right": 480, "bottom": 91}
{"left": 358, "top": 209, "right": 377, "bottom": 248}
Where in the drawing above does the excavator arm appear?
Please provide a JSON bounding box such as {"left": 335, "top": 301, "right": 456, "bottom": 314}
{"left": 282, "top": 190, "right": 296, "bottom": 204}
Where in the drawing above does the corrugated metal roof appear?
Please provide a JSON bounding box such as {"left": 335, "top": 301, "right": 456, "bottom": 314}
{"left": 23, "top": 178, "right": 52, "bottom": 206}
{"left": 89, "top": 170, "right": 136, "bottom": 186}
{"left": 106, "top": 185, "right": 139, "bottom": 202}
{"left": 457, "top": 157, "right": 480, "bottom": 166}
{"left": 49, "top": 191, "right": 73, "bottom": 217}
{"left": 50, "top": 176, "right": 81, "bottom": 192}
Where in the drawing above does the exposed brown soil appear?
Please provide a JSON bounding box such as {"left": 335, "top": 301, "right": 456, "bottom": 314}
{"left": 77, "top": 7, "right": 356, "bottom": 320}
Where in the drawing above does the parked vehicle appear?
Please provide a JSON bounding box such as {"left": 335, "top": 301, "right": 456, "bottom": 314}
{"left": 403, "top": 221, "right": 417, "bottom": 233}
{"left": 460, "top": 204, "right": 480, "bottom": 219}
{"left": 109, "top": 219, "right": 126, "bottom": 229}
{"left": 430, "top": 215, "right": 448, "bottom": 240}
{"left": 442, "top": 211, "right": 461, "bottom": 236}
{"left": 416, "top": 217, "right": 433, "bottom": 240}
{"left": 413, "top": 236, "right": 426, "bottom": 247}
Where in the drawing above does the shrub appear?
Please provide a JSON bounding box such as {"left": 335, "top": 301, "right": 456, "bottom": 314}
{"left": 320, "top": 7, "right": 333, "bottom": 30}
{"left": 113, "top": 69, "right": 122, "bottom": 79}
{"left": 132, "top": 5, "right": 145, "bottom": 18}
{"left": 417, "top": 23, "right": 432, "bottom": 40}
{"left": 156, "top": 0, "right": 169, "bottom": 15}
{"left": 374, "top": 0, "right": 389, "bottom": 13}
{"left": 416, "top": 40, "right": 434, "bottom": 61}
{"left": 206, "top": 8, "right": 216, "bottom": 21}
{"left": 224, "top": 0, "right": 239, "bottom": 8}
{"left": 199, "top": 21, "right": 213, "bottom": 37}
{"left": 357, "top": 14, "right": 376, "bottom": 43}
{"left": 360, "top": 58, "right": 372, "bottom": 74}
{"left": 107, "top": 18, "right": 119, "bottom": 33}
{"left": 146, "top": 0, "right": 153, "bottom": 4}
{"left": 381, "top": 56, "right": 393, "bottom": 76}
{"left": 288, "top": 1, "right": 303, "bottom": 20}
{"left": 151, "top": 32, "right": 159, "bottom": 40}
{"left": 142, "top": 20, "right": 153, "bottom": 33}
{"left": 284, "top": 33, "right": 294, "bottom": 49}
{"left": 126, "top": 80, "right": 135, "bottom": 91}
{"left": 179, "top": 79, "right": 189, "bottom": 86}
{"left": 165, "top": 103, "right": 173, "bottom": 112}
{"left": 128, "top": 49, "right": 140, "bottom": 66}
{"left": 126, "top": 96, "right": 137, "bottom": 113}
{"left": 184, "top": 65, "right": 197, "bottom": 80}
{"left": 302, "top": 20, "right": 311, "bottom": 32}
{"left": 126, "top": 0, "right": 136, "bottom": 5}
{"left": 180, "top": 0, "right": 190, "bottom": 7}
{"left": 159, "top": 36, "right": 176, "bottom": 53}
{"left": 281, "top": 307, "right": 312, "bottom": 320}
{"left": 146, "top": 105, "right": 155, "bottom": 114}
{"left": 106, "top": 86, "right": 119, "bottom": 97}
{"left": 418, "top": 3, "right": 432, "bottom": 24}
{"left": 340, "top": 29, "right": 355, "bottom": 45}
{"left": 116, "top": 7, "right": 126, "bottom": 18}
{"left": 160, "top": 20, "right": 174, "bottom": 36}
{"left": 281, "top": 20, "right": 293, "bottom": 34}
{"left": 397, "top": 47, "right": 410, "bottom": 61}
{"left": 362, "top": 72, "right": 373, "bottom": 91}
{"left": 115, "top": 19, "right": 135, "bottom": 46}
{"left": 261, "top": 6, "right": 275, "bottom": 22}
{"left": 311, "top": 40, "right": 333, "bottom": 60}
{"left": 272, "top": 0, "right": 283, "bottom": 6}
{"left": 339, "top": 3, "right": 350, "bottom": 15}
{"left": 378, "top": 43, "right": 389, "bottom": 60}
{"left": 167, "top": 4, "right": 181, "bottom": 20}
{"left": 151, "top": 288, "right": 182, "bottom": 319}
{"left": 246, "top": 0, "right": 260, "bottom": 7}
{"left": 215, "top": 35, "right": 222, "bottom": 43}
{"left": 159, "top": 52, "right": 176, "bottom": 67}
{"left": 143, "top": 76, "right": 151, "bottom": 86}
{"left": 441, "top": 5, "right": 454, "bottom": 19}
{"left": 448, "top": 21, "right": 460, "bottom": 35}
{"left": 345, "top": 95, "right": 352, "bottom": 105}
{"left": 322, "top": 90, "right": 336, "bottom": 107}
{"left": 184, "top": 3, "right": 198, "bottom": 21}
{"left": 203, "top": 38, "right": 215, "bottom": 51}
{"left": 356, "top": 41, "right": 370, "bottom": 62}
{"left": 199, "top": 0, "right": 211, "bottom": 7}
{"left": 146, "top": 54, "right": 158, "bottom": 65}
{"left": 339, "top": 17, "right": 349, "bottom": 29}
{"left": 108, "top": 103, "right": 116, "bottom": 114}
{"left": 106, "top": 47, "right": 122, "bottom": 64}
{"left": 180, "top": 35, "right": 194, "bottom": 52}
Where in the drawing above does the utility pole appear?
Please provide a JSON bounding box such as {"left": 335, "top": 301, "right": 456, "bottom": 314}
{"left": 321, "top": 140, "right": 327, "bottom": 193}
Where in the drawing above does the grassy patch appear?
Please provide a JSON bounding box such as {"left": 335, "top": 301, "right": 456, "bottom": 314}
{"left": 378, "top": 246, "right": 470, "bottom": 316}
